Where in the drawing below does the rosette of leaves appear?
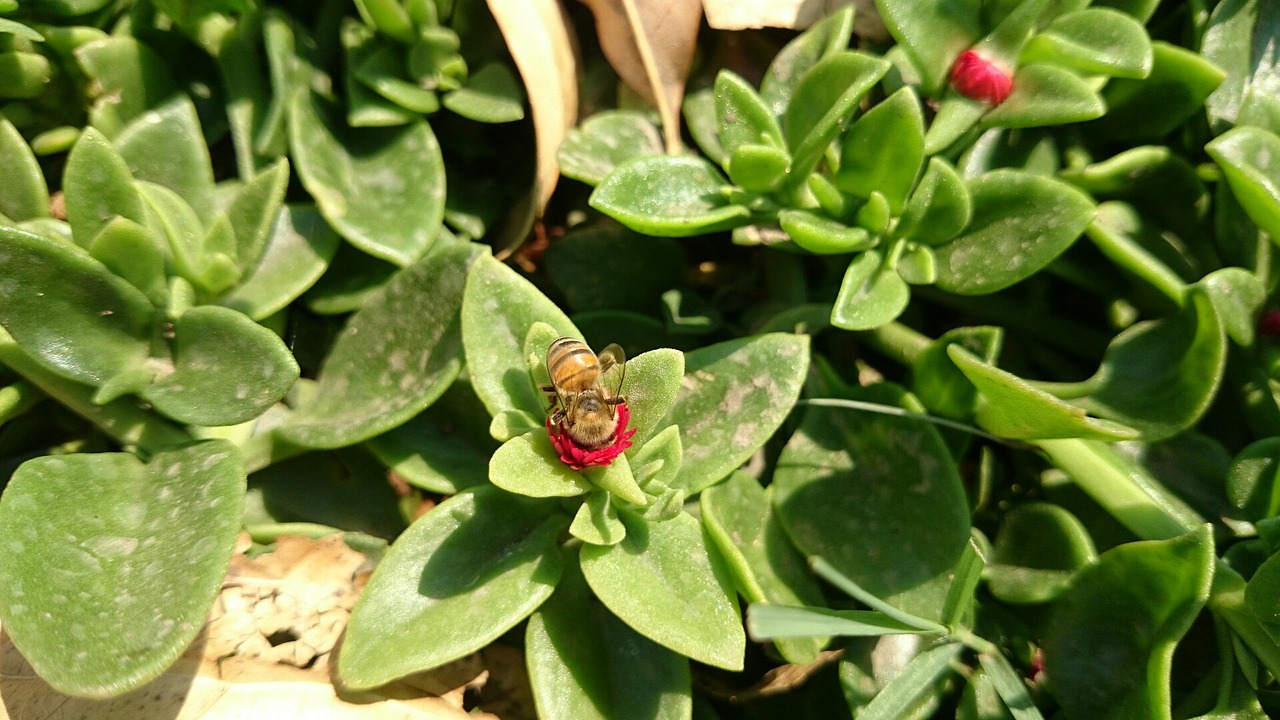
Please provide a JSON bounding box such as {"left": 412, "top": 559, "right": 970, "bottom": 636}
{"left": 569, "top": 6, "right": 1100, "bottom": 332}
{"left": 336, "top": 254, "right": 811, "bottom": 717}
{"left": 343, "top": 0, "right": 524, "bottom": 126}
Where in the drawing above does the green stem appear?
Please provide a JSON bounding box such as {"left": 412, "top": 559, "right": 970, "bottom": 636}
{"left": 858, "top": 321, "right": 932, "bottom": 366}
{"left": 0, "top": 379, "right": 41, "bottom": 424}
{"left": 1034, "top": 438, "right": 1201, "bottom": 541}
{"left": 1084, "top": 218, "right": 1187, "bottom": 307}
{"left": 801, "top": 398, "right": 1004, "bottom": 443}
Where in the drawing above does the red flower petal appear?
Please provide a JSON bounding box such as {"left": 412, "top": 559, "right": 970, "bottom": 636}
{"left": 546, "top": 402, "right": 636, "bottom": 471}
{"left": 949, "top": 50, "right": 1013, "bottom": 105}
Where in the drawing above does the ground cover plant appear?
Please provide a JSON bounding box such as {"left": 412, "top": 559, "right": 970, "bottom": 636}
{"left": 1, "top": 0, "right": 1279, "bottom": 717}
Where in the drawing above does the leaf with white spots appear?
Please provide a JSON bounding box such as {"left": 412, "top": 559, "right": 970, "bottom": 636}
{"left": 280, "top": 241, "right": 478, "bottom": 448}
{"left": 661, "top": 334, "right": 809, "bottom": 494}
{"left": 0, "top": 441, "right": 245, "bottom": 698}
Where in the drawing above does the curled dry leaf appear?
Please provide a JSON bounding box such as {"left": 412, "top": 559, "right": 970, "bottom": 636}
{"left": 703, "top": 0, "right": 888, "bottom": 41}
{"left": 579, "top": 0, "right": 701, "bottom": 155}
{"left": 486, "top": 0, "right": 579, "bottom": 220}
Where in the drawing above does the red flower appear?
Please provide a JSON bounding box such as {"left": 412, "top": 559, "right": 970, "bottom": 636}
{"left": 546, "top": 402, "right": 637, "bottom": 471}
{"left": 949, "top": 50, "right": 1013, "bottom": 105}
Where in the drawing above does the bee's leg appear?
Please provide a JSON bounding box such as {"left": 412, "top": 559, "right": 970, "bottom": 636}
{"left": 550, "top": 406, "right": 566, "bottom": 424}
{"left": 605, "top": 395, "right": 626, "bottom": 406}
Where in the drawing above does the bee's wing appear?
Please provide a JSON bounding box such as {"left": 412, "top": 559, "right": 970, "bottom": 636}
{"left": 597, "top": 343, "right": 626, "bottom": 395}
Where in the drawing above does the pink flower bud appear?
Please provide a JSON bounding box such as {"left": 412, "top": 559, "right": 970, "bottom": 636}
{"left": 949, "top": 50, "right": 1013, "bottom": 105}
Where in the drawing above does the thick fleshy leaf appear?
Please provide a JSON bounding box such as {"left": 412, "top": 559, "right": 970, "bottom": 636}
{"left": 1019, "top": 8, "right": 1152, "bottom": 79}
{"left": 981, "top": 63, "right": 1106, "bottom": 129}
{"left": 835, "top": 87, "right": 924, "bottom": 213}
{"left": 220, "top": 205, "right": 341, "bottom": 321}
{"left": 580, "top": 511, "right": 744, "bottom": 670}
{"left": 873, "top": 0, "right": 978, "bottom": 94}
{"left": 0, "top": 441, "right": 244, "bottom": 698}
{"left": 139, "top": 305, "right": 298, "bottom": 427}
{"left": 1199, "top": 267, "right": 1265, "bottom": 347}
{"left": 542, "top": 226, "right": 683, "bottom": 313}
{"left": 619, "top": 348, "right": 684, "bottom": 446}
{"left": 280, "top": 242, "right": 474, "bottom": 447}
{"left": 87, "top": 218, "right": 168, "bottom": 306}
{"left": 589, "top": 156, "right": 751, "bottom": 237}
{"left": 74, "top": 37, "right": 179, "bottom": 138}
{"left": 912, "top": 326, "right": 1002, "bottom": 421}
{"left": 337, "top": 486, "right": 566, "bottom": 689}
{"left": 758, "top": 6, "right": 854, "bottom": 116}
{"left": 527, "top": 551, "right": 691, "bottom": 720}
{"left": 442, "top": 62, "right": 526, "bottom": 123}
{"left": 948, "top": 346, "right": 1139, "bottom": 441}
{"left": 462, "top": 253, "right": 577, "bottom": 418}
{"left": 985, "top": 503, "right": 1095, "bottom": 604}
{"left": 1226, "top": 438, "right": 1280, "bottom": 522}
{"left": 569, "top": 489, "right": 627, "bottom": 545}
{"left": 558, "top": 110, "right": 663, "bottom": 187}
{"left": 1207, "top": 126, "right": 1280, "bottom": 243}
{"left": 782, "top": 52, "right": 890, "bottom": 182}
{"left": 779, "top": 210, "right": 875, "bottom": 255}
{"left": 831, "top": 250, "right": 911, "bottom": 331}
{"left": 1203, "top": 0, "right": 1280, "bottom": 132}
{"left": 701, "top": 472, "right": 828, "bottom": 663}
{"left": 727, "top": 143, "right": 791, "bottom": 193}
{"left": 1245, "top": 550, "right": 1280, "bottom": 634}
{"left": 114, "top": 95, "right": 218, "bottom": 224}
{"left": 364, "top": 385, "right": 496, "bottom": 495}
{"left": 246, "top": 448, "right": 406, "bottom": 540}
{"left": 1044, "top": 526, "right": 1214, "bottom": 719}
{"left": 63, "top": 127, "right": 148, "bottom": 248}
{"left": 661, "top": 333, "right": 809, "bottom": 493}
{"left": 773, "top": 383, "right": 970, "bottom": 618}
{"left": 490, "top": 431, "right": 592, "bottom": 498}
{"left": 933, "top": 170, "right": 1095, "bottom": 295}
{"left": 893, "top": 158, "right": 972, "bottom": 246}
{"left": 0, "top": 227, "right": 153, "bottom": 389}
{"left": 289, "top": 91, "right": 446, "bottom": 266}
{"left": 715, "top": 70, "right": 784, "bottom": 158}
{"left": 219, "top": 159, "right": 290, "bottom": 272}
{"left": 1071, "top": 289, "right": 1226, "bottom": 441}
{"left": 1090, "top": 41, "right": 1225, "bottom": 142}
{"left": 856, "top": 641, "right": 965, "bottom": 720}
{"left": 0, "top": 116, "right": 47, "bottom": 222}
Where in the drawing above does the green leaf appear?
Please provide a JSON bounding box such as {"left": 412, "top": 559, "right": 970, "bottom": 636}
{"left": 221, "top": 205, "right": 341, "bottom": 321}
{"left": 115, "top": 95, "right": 218, "bottom": 224}
{"left": 338, "top": 485, "right": 566, "bottom": 689}
{"left": 570, "top": 490, "right": 627, "bottom": 546}
{"left": 289, "top": 91, "right": 445, "bottom": 266}
{"left": 581, "top": 512, "right": 744, "bottom": 670}
{"left": 783, "top": 52, "right": 891, "bottom": 182}
{"left": 893, "top": 158, "right": 972, "bottom": 246}
{"left": 354, "top": 44, "right": 441, "bottom": 114}
{"left": 701, "top": 472, "right": 828, "bottom": 663}
{"left": 873, "top": 0, "right": 979, "bottom": 94}
{"left": 88, "top": 218, "right": 168, "bottom": 306}
{"left": 364, "top": 385, "right": 496, "bottom": 495}
{"left": 981, "top": 63, "right": 1106, "bottom": 129}
{"left": 773, "top": 383, "right": 971, "bottom": 619}
{"left": 978, "top": 651, "right": 1045, "bottom": 720}
{"left": 462, "top": 253, "right": 577, "bottom": 418}
{"left": 620, "top": 347, "right": 684, "bottom": 446}
{"left": 1226, "top": 438, "right": 1280, "bottom": 522}
{"left": 1090, "top": 41, "right": 1226, "bottom": 142}
{"left": 442, "top": 62, "right": 525, "bottom": 123}
{"left": 352, "top": 0, "right": 416, "bottom": 43}
{"left": 948, "top": 346, "right": 1139, "bottom": 441}
{"left": 74, "top": 37, "right": 179, "bottom": 138}
{"left": 247, "top": 448, "right": 406, "bottom": 540}
{"left": 0, "top": 18, "right": 44, "bottom": 42}
{"left": 1044, "top": 525, "right": 1214, "bottom": 719}
{"left": 912, "top": 326, "right": 1002, "bottom": 421}
{"left": 0, "top": 227, "right": 153, "bottom": 389}
{"left": 559, "top": 110, "right": 663, "bottom": 187}
{"left": 779, "top": 210, "right": 875, "bottom": 254}
{"left": 1020, "top": 8, "right": 1152, "bottom": 79}
{"left": 747, "top": 604, "right": 933, "bottom": 639}
{"left": 1245, "top": 550, "right": 1280, "bottom": 632}
{"left": 1203, "top": 0, "right": 1280, "bottom": 133}
{"left": 589, "top": 156, "right": 752, "bottom": 237}
{"left": 340, "top": 17, "right": 418, "bottom": 128}
{"left": 836, "top": 87, "right": 925, "bottom": 213}
{"left": 661, "top": 334, "right": 809, "bottom": 494}
{"left": 715, "top": 70, "right": 784, "bottom": 158}
{"left": 1199, "top": 267, "right": 1264, "bottom": 347}
{"left": 220, "top": 158, "right": 290, "bottom": 272}
{"left": 760, "top": 5, "right": 854, "bottom": 116}
{"left": 542, "top": 226, "right": 683, "bottom": 312}
{"left": 280, "top": 242, "right": 474, "bottom": 447}
{"left": 933, "top": 170, "right": 1095, "bottom": 295}
{"left": 0, "top": 441, "right": 244, "bottom": 698}
{"left": 832, "top": 250, "right": 911, "bottom": 331}
{"left": 0, "top": 51, "right": 51, "bottom": 99}
{"left": 527, "top": 551, "right": 691, "bottom": 720}
{"left": 0, "top": 116, "right": 47, "bottom": 221}
{"left": 63, "top": 127, "right": 148, "bottom": 248}
{"left": 1207, "top": 126, "right": 1280, "bottom": 244}
{"left": 857, "top": 642, "right": 965, "bottom": 720}
{"left": 490, "top": 430, "right": 592, "bottom": 498}
{"left": 140, "top": 305, "right": 299, "bottom": 426}
{"left": 1070, "top": 289, "right": 1226, "bottom": 441}
{"left": 985, "top": 503, "right": 1095, "bottom": 604}
{"left": 727, "top": 144, "right": 792, "bottom": 194}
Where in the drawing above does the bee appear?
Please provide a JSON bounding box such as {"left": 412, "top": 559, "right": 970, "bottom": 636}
{"left": 542, "top": 337, "right": 627, "bottom": 449}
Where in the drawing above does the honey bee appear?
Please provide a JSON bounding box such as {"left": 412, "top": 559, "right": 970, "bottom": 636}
{"left": 542, "top": 336, "right": 627, "bottom": 449}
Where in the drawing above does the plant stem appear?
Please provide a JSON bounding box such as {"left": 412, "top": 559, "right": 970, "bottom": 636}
{"left": 1084, "top": 218, "right": 1187, "bottom": 307}
{"left": 859, "top": 321, "right": 931, "bottom": 365}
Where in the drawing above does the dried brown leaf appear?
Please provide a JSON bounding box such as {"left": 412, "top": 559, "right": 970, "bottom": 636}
{"left": 580, "top": 0, "right": 701, "bottom": 154}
